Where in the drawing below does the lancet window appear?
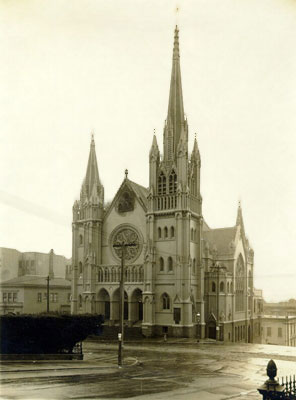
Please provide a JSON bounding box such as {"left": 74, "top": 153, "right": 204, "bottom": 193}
{"left": 158, "top": 172, "right": 166, "bottom": 195}
{"left": 169, "top": 170, "right": 177, "bottom": 194}
{"left": 235, "top": 255, "right": 245, "bottom": 312}
{"left": 162, "top": 293, "right": 170, "bottom": 310}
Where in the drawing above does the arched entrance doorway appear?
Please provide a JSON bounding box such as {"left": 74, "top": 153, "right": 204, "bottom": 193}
{"left": 208, "top": 321, "right": 216, "bottom": 339}
{"left": 131, "top": 288, "right": 143, "bottom": 322}
{"left": 97, "top": 289, "right": 110, "bottom": 320}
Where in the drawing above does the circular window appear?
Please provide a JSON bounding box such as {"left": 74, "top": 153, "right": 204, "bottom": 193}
{"left": 110, "top": 225, "right": 142, "bottom": 262}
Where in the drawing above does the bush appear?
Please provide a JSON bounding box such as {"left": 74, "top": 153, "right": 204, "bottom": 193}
{"left": 0, "top": 314, "right": 104, "bottom": 354}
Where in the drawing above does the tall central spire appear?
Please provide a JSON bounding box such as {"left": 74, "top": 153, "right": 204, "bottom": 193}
{"left": 165, "top": 25, "right": 186, "bottom": 158}
{"left": 81, "top": 134, "right": 103, "bottom": 203}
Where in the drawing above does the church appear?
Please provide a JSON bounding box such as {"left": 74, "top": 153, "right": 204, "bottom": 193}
{"left": 71, "top": 27, "right": 262, "bottom": 342}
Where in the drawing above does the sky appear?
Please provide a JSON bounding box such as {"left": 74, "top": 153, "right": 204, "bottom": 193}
{"left": 0, "top": 0, "right": 296, "bottom": 302}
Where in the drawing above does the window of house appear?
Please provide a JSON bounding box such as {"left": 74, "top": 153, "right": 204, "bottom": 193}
{"left": 2, "top": 293, "right": 7, "bottom": 303}
{"left": 50, "top": 293, "right": 53, "bottom": 302}
{"left": 37, "top": 293, "right": 42, "bottom": 303}
{"left": 12, "top": 293, "right": 17, "bottom": 302}
{"left": 267, "top": 327, "right": 272, "bottom": 336}
{"left": 43, "top": 293, "right": 47, "bottom": 300}
{"left": 8, "top": 293, "right": 12, "bottom": 303}
{"left": 168, "top": 257, "right": 173, "bottom": 272}
{"left": 162, "top": 293, "right": 170, "bottom": 310}
{"left": 159, "top": 257, "right": 164, "bottom": 272}
{"left": 278, "top": 327, "right": 283, "bottom": 338}
{"left": 68, "top": 293, "right": 71, "bottom": 303}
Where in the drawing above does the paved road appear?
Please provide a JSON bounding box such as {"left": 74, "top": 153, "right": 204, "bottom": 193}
{"left": 1, "top": 340, "right": 296, "bottom": 400}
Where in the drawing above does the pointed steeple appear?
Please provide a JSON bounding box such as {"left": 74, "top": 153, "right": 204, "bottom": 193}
{"left": 191, "top": 136, "right": 200, "bottom": 162}
{"left": 149, "top": 134, "right": 160, "bottom": 161}
{"left": 236, "top": 200, "right": 243, "bottom": 226}
{"left": 166, "top": 25, "right": 186, "bottom": 157}
{"left": 81, "top": 134, "right": 103, "bottom": 202}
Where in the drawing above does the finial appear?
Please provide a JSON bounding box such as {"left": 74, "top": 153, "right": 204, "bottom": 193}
{"left": 194, "top": 132, "right": 197, "bottom": 141}
{"left": 267, "top": 360, "right": 277, "bottom": 381}
{"left": 91, "top": 130, "right": 95, "bottom": 144}
{"left": 238, "top": 198, "right": 241, "bottom": 208}
{"left": 125, "top": 169, "right": 128, "bottom": 179}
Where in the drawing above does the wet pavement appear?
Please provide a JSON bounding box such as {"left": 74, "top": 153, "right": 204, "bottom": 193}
{"left": 1, "top": 339, "right": 296, "bottom": 400}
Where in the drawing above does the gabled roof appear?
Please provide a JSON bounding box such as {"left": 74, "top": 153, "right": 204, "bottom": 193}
{"left": 203, "top": 226, "right": 237, "bottom": 256}
{"left": 128, "top": 180, "right": 149, "bottom": 209}
{"left": 0, "top": 275, "right": 71, "bottom": 288}
{"left": 103, "top": 178, "right": 148, "bottom": 220}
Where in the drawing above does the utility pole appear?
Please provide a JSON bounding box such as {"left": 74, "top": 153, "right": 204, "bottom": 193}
{"left": 113, "top": 241, "right": 137, "bottom": 368}
{"left": 46, "top": 276, "right": 50, "bottom": 313}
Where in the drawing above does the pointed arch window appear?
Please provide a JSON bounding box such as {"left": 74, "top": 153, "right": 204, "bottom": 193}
{"left": 158, "top": 172, "right": 166, "bottom": 195}
{"left": 170, "top": 226, "right": 175, "bottom": 238}
{"left": 192, "top": 258, "right": 196, "bottom": 274}
{"left": 169, "top": 170, "right": 177, "bottom": 194}
{"left": 191, "top": 177, "right": 196, "bottom": 197}
{"left": 158, "top": 227, "right": 162, "bottom": 239}
{"left": 78, "top": 295, "right": 82, "bottom": 308}
{"left": 159, "top": 257, "right": 164, "bottom": 272}
{"left": 79, "top": 262, "right": 83, "bottom": 275}
{"left": 212, "top": 282, "right": 216, "bottom": 292}
{"left": 168, "top": 257, "right": 173, "bottom": 272}
{"left": 220, "top": 281, "right": 224, "bottom": 292}
{"left": 162, "top": 293, "right": 170, "bottom": 310}
{"left": 164, "top": 227, "right": 168, "bottom": 238}
{"left": 79, "top": 234, "right": 83, "bottom": 245}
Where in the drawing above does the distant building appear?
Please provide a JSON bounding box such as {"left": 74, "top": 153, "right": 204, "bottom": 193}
{"left": 70, "top": 26, "right": 263, "bottom": 341}
{"left": 0, "top": 275, "right": 71, "bottom": 315}
{"left": 0, "top": 247, "right": 71, "bottom": 282}
{"left": 264, "top": 299, "right": 296, "bottom": 317}
{"left": 0, "top": 248, "right": 71, "bottom": 315}
{"left": 259, "top": 315, "right": 296, "bottom": 347}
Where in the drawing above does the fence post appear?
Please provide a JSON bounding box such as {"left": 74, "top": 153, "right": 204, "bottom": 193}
{"left": 258, "top": 360, "right": 285, "bottom": 400}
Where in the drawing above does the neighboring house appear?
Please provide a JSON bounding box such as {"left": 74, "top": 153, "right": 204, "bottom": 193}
{"left": 259, "top": 315, "right": 296, "bottom": 347}
{"left": 70, "top": 26, "right": 263, "bottom": 341}
{"left": 0, "top": 247, "right": 71, "bottom": 282}
{"left": 0, "top": 249, "right": 72, "bottom": 315}
{"left": 0, "top": 275, "right": 71, "bottom": 315}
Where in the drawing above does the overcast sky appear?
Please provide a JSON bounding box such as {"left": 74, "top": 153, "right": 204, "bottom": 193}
{"left": 1, "top": 0, "right": 296, "bottom": 302}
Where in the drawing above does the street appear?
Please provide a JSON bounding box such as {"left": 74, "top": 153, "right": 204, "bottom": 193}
{"left": 1, "top": 339, "right": 296, "bottom": 400}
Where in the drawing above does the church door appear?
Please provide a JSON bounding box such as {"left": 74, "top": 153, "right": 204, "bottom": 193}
{"left": 208, "top": 322, "right": 216, "bottom": 339}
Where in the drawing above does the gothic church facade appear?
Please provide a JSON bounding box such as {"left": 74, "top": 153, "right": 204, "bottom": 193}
{"left": 71, "top": 27, "right": 261, "bottom": 341}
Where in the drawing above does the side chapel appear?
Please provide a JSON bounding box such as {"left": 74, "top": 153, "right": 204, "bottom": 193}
{"left": 71, "top": 27, "right": 261, "bottom": 341}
